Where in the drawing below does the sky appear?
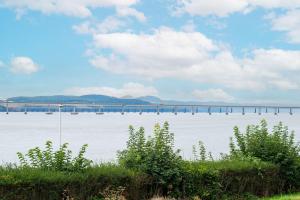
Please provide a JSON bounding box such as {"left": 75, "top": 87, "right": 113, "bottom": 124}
{"left": 0, "top": 0, "right": 300, "bottom": 103}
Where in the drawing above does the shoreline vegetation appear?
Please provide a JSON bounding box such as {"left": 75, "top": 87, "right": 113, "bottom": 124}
{"left": 0, "top": 120, "right": 299, "bottom": 200}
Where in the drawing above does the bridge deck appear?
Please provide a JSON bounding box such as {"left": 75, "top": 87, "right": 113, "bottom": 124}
{"left": 0, "top": 102, "right": 299, "bottom": 114}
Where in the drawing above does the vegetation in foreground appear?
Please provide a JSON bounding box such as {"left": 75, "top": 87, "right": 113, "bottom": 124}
{"left": 262, "top": 193, "right": 300, "bottom": 200}
{"left": 0, "top": 120, "right": 299, "bottom": 200}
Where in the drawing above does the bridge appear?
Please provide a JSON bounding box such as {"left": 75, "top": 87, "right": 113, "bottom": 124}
{"left": 0, "top": 101, "right": 299, "bottom": 115}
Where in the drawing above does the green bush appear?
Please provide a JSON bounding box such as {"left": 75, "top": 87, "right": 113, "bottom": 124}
{"left": 229, "top": 119, "right": 300, "bottom": 191}
{"left": 182, "top": 160, "right": 282, "bottom": 200}
{"left": 118, "top": 122, "right": 183, "bottom": 197}
{"left": 0, "top": 164, "right": 146, "bottom": 200}
{"left": 17, "top": 141, "right": 92, "bottom": 172}
{"left": 0, "top": 161, "right": 281, "bottom": 200}
{"left": 0, "top": 121, "right": 298, "bottom": 199}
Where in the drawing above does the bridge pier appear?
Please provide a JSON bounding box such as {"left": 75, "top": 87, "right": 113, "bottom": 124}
{"left": 121, "top": 105, "right": 125, "bottom": 115}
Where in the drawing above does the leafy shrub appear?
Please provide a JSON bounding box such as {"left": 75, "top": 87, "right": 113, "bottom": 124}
{"left": 17, "top": 141, "right": 92, "bottom": 172}
{"left": 192, "top": 140, "right": 214, "bottom": 161}
{"left": 182, "top": 162, "right": 221, "bottom": 200}
{"left": 0, "top": 164, "right": 146, "bottom": 200}
{"left": 0, "top": 161, "right": 281, "bottom": 200}
{"left": 0, "top": 120, "right": 292, "bottom": 199}
{"left": 118, "top": 122, "right": 183, "bottom": 197}
{"left": 229, "top": 119, "right": 300, "bottom": 190}
{"left": 182, "top": 159, "right": 281, "bottom": 200}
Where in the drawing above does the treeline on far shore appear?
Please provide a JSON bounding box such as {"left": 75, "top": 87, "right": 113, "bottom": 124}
{"left": 0, "top": 120, "right": 299, "bottom": 200}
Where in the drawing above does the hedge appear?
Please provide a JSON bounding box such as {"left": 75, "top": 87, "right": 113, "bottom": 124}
{"left": 0, "top": 161, "right": 285, "bottom": 200}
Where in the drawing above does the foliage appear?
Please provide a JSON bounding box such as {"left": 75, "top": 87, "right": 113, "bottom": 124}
{"left": 1, "top": 120, "right": 299, "bottom": 199}
{"left": 192, "top": 140, "right": 214, "bottom": 161}
{"left": 229, "top": 119, "right": 300, "bottom": 190}
{"left": 182, "top": 160, "right": 280, "bottom": 200}
{"left": 17, "top": 141, "right": 92, "bottom": 172}
{"left": 0, "top": 161, "right": 281, "bottom": 200}
{"left": 118, "top": 122, "right": 183, "bottom": 197}
{"left": 0, "top": 164, "right": 145, "bottom": 200}
{"left": 261, "top": 193, "right": 300, "bottom": 200}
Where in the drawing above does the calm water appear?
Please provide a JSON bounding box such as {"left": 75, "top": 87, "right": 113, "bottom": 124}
{"left": 0, "top": 112, "right": 299, "bottom": 163}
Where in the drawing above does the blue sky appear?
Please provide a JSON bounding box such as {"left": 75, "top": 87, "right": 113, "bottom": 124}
{"left": 0, "top": 0, "right": 300, "bottom": 103}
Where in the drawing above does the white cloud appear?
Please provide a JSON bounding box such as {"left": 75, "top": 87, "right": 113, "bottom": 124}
{"left": 193, "top": 89, "right": 234, "bottom": 102}
{"left": 268, "top": 80, "right": 298, "bottom": 90}
{"left": 244, "top": 49, "right": 300, "bottom": 71}
{"left": 248, "top": 0, "right": 300, "bottom": 9}
{"left": 73, "top": 21, "right": 93, "bottom": 34}
{"left": 269, "top": 9, "right": 300, "bottom": 44}
{"left": 116, "top": 6, "right": 146, "bottom": 22}
{"left": 65, "top": 82, "right": 158, "bottom": 97}
{"left": 175, "top": 0, "right": 248, "bottom": 17}
{"left": 73, "top": 16, "right": 126, "bottom": 34}
{"left": 10, "top": 56, "right": 39, "bottom": 74}
{"left": 0, "top": 0, "right": 141, "bottom": 19}
{"left": 174, "top": 0, "right": 300, "bottom": 44}
{"left": 88, "top": 27, "right": 300, "bottom": 91}
{"left": 175, "top": 0, "right": 300, "bottom": 17}
{"left": 181, "top": 20, "right": 196, "bottom": 32}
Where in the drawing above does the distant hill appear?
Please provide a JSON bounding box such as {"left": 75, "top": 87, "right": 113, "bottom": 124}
{"left": 6, "top": 95, "right": 237, "bottom": 106}
{"left": 8, "top": 95, "right": 150, "bottom": 105}
{"left": 138, "top": 96, "right": 211, "bottom": 105}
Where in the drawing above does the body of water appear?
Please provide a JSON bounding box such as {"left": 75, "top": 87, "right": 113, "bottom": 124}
{"left": 0, "top": 113, "right": 299, "bottom": 163}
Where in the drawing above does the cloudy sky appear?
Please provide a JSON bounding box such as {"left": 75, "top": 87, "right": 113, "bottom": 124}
{"left": 0, "top": 0, "right": 300, "bottom": 103}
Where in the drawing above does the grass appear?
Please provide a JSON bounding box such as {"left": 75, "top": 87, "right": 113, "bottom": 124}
{"left": 184, "top": 159, "right": 276, "bottom": 172}
{"left": 262, "top": 193, "right": 300, "bottom": 200}
{"left": 0, "top": 163, "right": 139, "bottom": 185}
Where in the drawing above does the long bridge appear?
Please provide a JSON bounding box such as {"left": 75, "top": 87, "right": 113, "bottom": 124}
{"left": 0, "top": 101, "right": 299, "bottom": 115}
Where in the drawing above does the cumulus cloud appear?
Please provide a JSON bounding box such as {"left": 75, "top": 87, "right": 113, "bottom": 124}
{"left": 116, "top": 6, "right": 146, "bottom": 22}
{"left": 181, "top": 20, "right": 196, "bottom": 32}
{"left": 87, "top": 27, "right": 300, "bottom": 91}
{"left": 243, "top": 49, "right": 300, "bottom": 71}
{"left": 173, "top": 0, "right": 300, "bottom": 44}
{"left": 175, "top": 0, "right": 248, "bottom": 17}
{"left": 269, "top": 9, "right": 300, "bottom": 44}
{"left": 10, "top": 56, "right": 39, "bottom": 74}
{"left": 0, "top": 0, "right": 142, "bottom": 19}
{"left": 174, "top": 0, "right": 300, "bottom": 44}
{"left": 268, "top": 80, "right": 298, "bottom": 90}
{"left": 175, "top": 0, "right": 300, "bottom": 17}
{"left": 73, "top": 16, "right": 126, "bottom": 35}
{"left": 65, "top": 82, "right": 158, "bottom": 97}
{"left": 193, "top": 89, "right": 234, "bottom": 102}
{"left": 248, "top": 0, "right": 300, "bottom": 9}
